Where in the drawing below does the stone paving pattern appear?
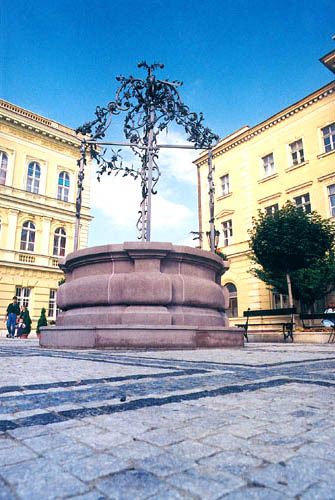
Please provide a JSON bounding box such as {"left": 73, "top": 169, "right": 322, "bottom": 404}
{"left": 0, "top": 340, "right": 335, "bottom": 499}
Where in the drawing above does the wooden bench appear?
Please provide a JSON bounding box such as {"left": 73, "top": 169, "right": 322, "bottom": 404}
{"left": 299, "top": 313, "right": 335, "bottom": 343}
{"left": 236, "top": 308, "right": 296, "bottom": 343}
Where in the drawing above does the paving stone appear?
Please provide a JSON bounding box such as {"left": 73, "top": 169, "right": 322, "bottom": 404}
{"left": 111, "top": 440, "right": 162, "bottom": 460}
{"left": 166, "top": 466, "right": 245, "bottom": 500}
{"left": 95, "top": 469, "right": 177, "bottom": 500}
{"left": 297, "top": 442, "right": 335, "bottom": 463}
{"left": 0, "top": 457, "right": 89, "bottom": 499}
{"left": 247, "top": 457, "right": 335, "bottom": 496}
{"left": 136, "top": 452, "right": 194, "bottom": 477}
{"left": 199, "top": 450, "right": 262, "bottom": 476}
{"left": 244, "top": 444, "right": 296, "bottom": 463}
{"left": 0, "top": 479, "right": 16, "bottom": 500}
{"left": 41, "top": 443, "right": 95, "bottom": 464}
{"left": 66, "top": 491, "right": 108, "bottom": 500}
{"left": 299, "top": 480, "right": 335, "bottom": 499}
{"left": 223, "top": 486, "right": 288, "bottom": 499}
{"left": 140, "top": 427, "right": 186, "bottom": 446}
{"left": 0, "top": 436, "right": 16, "bottom": 450}
{"left": 250, "top": 432, "right": 308, "bottom": 448}
{"left": 22, "top": 433, "right": 77, "bottom": 453}
{"left": 62, "top": 453, "right": 130, "bottom": 481}
{"left": 201, "top": 432, "right": 246, "bottom": 451}
{"left": 71, "top": 428, "right": 131, "bottom": 450}
{"left": 166, "top": 439, "right": 219, "bottom": 461}
{"left": 0, "top": 443, "right": 38, "bottom": 466}
{"left": 1, "top": 341, "right": 335, "bottom": 499}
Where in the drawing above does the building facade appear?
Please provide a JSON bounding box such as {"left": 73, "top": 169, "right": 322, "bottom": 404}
{"left": 196, "top": 52, "right": 335, "bottom": 325}
{"left": 0, "top": 99, "right": 92, "bottom": 330}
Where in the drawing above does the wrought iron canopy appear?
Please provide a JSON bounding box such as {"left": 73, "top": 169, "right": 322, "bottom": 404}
{"left": 75, "top": 62, "right": 219, "bottom": 247}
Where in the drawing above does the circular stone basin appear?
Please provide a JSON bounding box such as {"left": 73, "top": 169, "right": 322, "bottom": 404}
{"left": 41, "top": 242, "right": 244, "bottom": 349}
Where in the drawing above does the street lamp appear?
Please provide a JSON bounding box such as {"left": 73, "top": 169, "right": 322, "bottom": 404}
{"left": 206, "top": 228, "right": 220, "bottom": 251}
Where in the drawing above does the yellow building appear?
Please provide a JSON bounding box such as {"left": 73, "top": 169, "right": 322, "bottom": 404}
{"left": 0, "top": 99, "right": 92, "bottom": 332}
{"left": 196, "top": 50, "right": 335, "bottom": 325}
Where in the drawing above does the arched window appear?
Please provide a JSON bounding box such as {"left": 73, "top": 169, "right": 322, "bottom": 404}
{"left": 57, "top": 171, "right": 70, "bottom": 201}
{"left": 26, "top": 162, "right": 41, "bottom": 193}
{"left": 20, "top": 221, "right": 36, "bottom": 252}
{"left": 0, "top": 151, "right": 8, "bottom": 185}
{"left": 225, "top": 282, "right": 238, "bottom": 318}
{"left": 53, "top": 228, "right": 66, "bottom": 256}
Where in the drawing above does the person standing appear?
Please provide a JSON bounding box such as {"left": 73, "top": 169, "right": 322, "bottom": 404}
{"left": 5, "top": 296, "right": 20, "bottom": 338}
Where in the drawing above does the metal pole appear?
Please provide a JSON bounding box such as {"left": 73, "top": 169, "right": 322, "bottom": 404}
{"left": 144, "top": 69, "right": 156, "bottom": 242}
{"left": 74, "top": 142, "right": 86, "bottom": 251}
{"left": 85, "top": 140, "right": 203, "bottom": 150}
{"left": 145, "top": 114, "right": 155, "bottom": 241}
{"left": 208, "top": 148, "right": 215, "bottom": 253}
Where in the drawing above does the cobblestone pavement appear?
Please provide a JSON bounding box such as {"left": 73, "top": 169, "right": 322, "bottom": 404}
{"left": 0, "top": 340, "right": 335, "bottom": 500}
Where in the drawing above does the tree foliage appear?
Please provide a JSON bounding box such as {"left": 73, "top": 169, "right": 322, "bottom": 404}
{"left": 36, "top": 307, "right": 48, "bottom": 334}
{"left": 249, "top": 202, "right": 335, "bottom": 274}
{"left": 249, "top": 202, "right": 335, "bottom": 307}
{"left": 253, "top": 249, "right": 335, "bottom": 306}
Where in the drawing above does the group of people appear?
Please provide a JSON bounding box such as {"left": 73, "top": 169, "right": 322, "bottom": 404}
{"left": 5, "top": 296, "right": 32, "bottom": 338}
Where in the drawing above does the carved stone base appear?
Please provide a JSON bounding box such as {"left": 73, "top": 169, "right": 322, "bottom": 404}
{"left": 41, "top": 242, "right": 244, "bottom": 349}
{"left": 40, "top": 325, "right": 243, "bottom": 349}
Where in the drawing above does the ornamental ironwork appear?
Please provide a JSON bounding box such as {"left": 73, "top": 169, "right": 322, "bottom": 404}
{"left": 75, "top": 62, "right": 219, "bottom": 250}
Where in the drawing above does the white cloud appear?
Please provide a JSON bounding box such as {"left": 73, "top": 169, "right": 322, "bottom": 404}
{"left": 89, "top": 127, "right": 202, "bottom": 241}
{"left": 157, "top": 129, "right": 199, "bottom": 185}
{"left": 90, "top": 166, "right": 192, "bottom": 230}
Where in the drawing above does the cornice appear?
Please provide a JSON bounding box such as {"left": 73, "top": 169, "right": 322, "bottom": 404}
{"left": 318, "top": 171, "right": 335, "bottom": 183}
{"left": 286, "top": 181, "right": 313, "bottom": 194}
{"left": 257, "top": 192, "right": 281, "bottom": 204}
{"left": 215, "top": 208, "right": 235, "bottom": 219}
{"left": 0, "top": 99, "right": 82, "bottom": 149}
{"left": 0, "top": 188, "right": 93, "bottom": 221}
{"left": 196, "top": 82, "right": 335, "bottom": 166}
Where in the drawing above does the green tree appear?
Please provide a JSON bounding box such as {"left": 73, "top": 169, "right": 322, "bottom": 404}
{"left": 36, "top": 307, "right": 48, "bottom": 334}
{"left": 249, "top": 202, "right": 335, "bottom": 307}
{"left": 253, "top": 250, "right": 335, "bottom": 310}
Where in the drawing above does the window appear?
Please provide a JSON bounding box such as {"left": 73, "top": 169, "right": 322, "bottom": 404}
{"left": 322, "top": 123, "right": 335, "bottom": 153}
{"left": 225, "top": 283, "right": 238, "bottom": 318}
{"left": 328, "top": 185, "right": 335, "bottom": 217}
{"left": 265, "top": 204, "right": 279, "bottom": 216}
{"left": 20, "top": 221, "right": 36, "bottom": 252}
{"left": 262, "top": 153, "right": 275, "bottom": 177}
{"left": 273, "top": 291, "right": 289, "bottom": 309}
{"left": 26, "top": 162, "right": 41, "bottom": 193}
{"left": 57, "top": 172, "right": 70, "bottom": 201}
{"left": 0, "top": 151, "right": 8, "bottom": 185}
{"left": 222, "top": 220, "right": 233, "bottom": 246}
{"left": 15, "top": 286, "right": 31, "bottom": 308}
{"left": 294, "top": 193, "right": 311, "bottom": 214}
{"left": 289, "top": 139, "right": 305, "bottom": 166}
{"left": 220, "top": 174, "right": 230, "bottom": 196}
{"left": 53, "top": 228, "right": 66, "bottom": 256}
{"left": 48, "top": 289, "right": 58, "bottom": 318}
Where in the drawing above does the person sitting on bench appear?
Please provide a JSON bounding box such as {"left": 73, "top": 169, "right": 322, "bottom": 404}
{"left": 322, "top": 303, "right": 335, "bottom": 328}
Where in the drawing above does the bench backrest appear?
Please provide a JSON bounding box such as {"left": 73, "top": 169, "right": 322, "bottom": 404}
{"left": 244, "top": 308, "right": 296, "bottom": 318}
{"left": 300, "top": 313, "right": 335, "bottom": 320}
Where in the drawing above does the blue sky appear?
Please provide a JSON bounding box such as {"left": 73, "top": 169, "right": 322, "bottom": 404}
{"left": 1, "top": 0, "right": 334, "bottom": 247}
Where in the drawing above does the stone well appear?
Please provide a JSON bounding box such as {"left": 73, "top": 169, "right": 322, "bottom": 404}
{"left": 40, "top": 242, "right": 243, "bottom": 349}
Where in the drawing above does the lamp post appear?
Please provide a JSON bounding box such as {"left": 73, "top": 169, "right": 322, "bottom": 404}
{"left": 206, "top": 228, "right": 220, "bottom": 251}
